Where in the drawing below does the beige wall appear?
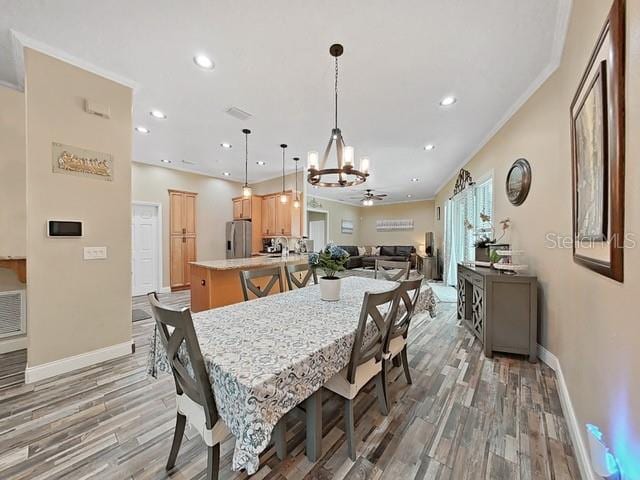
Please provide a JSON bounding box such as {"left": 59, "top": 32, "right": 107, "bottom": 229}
{"left": 25, "top": 49, "right": 133, "bottom": 367}
{"left": 434, "top": 0, "right": 640, "bottom": 471}
{"left": 307, "top": 195, "right": 362, "bottom": 246}
{"left": 253, "top": 172, "right": 302, "bottom": 196}
{"left": 359, "top": 200, "right": 434, "bottom": 249}
{"left": 0, "top": 86, "right": 26, "bottom": 257}
{"left": 131, "top": 162, "right": 240, "bottom": 287}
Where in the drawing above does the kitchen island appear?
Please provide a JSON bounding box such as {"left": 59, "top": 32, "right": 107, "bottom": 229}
{"left": 190, "top": 254, "right": 309, "bottom": 312}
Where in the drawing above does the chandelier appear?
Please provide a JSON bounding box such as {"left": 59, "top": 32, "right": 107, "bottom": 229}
{"left": 307, "top": 44, "right": 370, "bottom": 187}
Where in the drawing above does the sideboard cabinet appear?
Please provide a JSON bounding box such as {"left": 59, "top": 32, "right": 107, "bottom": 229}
{"left": 457, "top": 263, "right": 538, "bottom": 362}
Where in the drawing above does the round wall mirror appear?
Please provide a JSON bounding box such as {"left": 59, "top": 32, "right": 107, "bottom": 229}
{"left": 506, "top": 158, "right": 531, "bottom": 206}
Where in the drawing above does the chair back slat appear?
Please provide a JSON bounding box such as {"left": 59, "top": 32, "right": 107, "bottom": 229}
{"left": 374, "top": 260, "right": 410, "bottom": 281}
{"left": 285, "top": 263, "right": 318, "bottom": 290}
{"left": 384, "top": 277, "right": 423, "bottom": 351}
{"left": 147, "top": 292, "right": 219, "bottom": 429}
{"left": 239, "top": 266, "right": 284, "bottom": 301}
{"left": 346, "top": 286, "right": 401, "bottom": 383}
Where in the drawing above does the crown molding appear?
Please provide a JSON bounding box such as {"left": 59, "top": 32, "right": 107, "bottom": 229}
{"left": 10, "top": 30, "right": 139, "bottom": 92}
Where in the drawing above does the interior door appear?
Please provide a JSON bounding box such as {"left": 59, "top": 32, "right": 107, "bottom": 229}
{"left": 309, "top": 219, "right": 326, "bottom": 251}
{"left": 132, "top": 204, "right": 159, "bottom": 296}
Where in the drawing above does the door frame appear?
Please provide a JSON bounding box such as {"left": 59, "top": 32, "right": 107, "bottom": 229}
{"left": 307, "top": 207, "right": 329, "bottom": 249}
{"left": 132, "top": 201, "right": 163, "bottom": 296}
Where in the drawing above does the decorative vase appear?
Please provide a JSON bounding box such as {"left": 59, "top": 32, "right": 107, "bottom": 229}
{"left": 319, "top": 276, "right": 341, "bottom": 301}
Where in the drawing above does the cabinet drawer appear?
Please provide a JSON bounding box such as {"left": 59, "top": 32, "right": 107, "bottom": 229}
{"left": 470, "top": 274, "right": 484, "bottom": 289}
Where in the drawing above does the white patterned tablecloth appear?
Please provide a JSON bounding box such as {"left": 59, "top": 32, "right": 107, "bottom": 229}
{"left": 148, "top": 276, "right": 436, "bottom": 473}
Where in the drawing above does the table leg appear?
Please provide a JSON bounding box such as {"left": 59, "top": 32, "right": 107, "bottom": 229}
{"left": 305, "top": 389, "right": 322, "bottom": 462}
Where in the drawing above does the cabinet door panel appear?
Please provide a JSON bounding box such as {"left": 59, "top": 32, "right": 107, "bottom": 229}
{"left": 262, "top": 196, "right": 276, "bottom": 235}
{"left": 185, "top": 194, "right": 197, "bottom": 234}
{"left": 242, "top": 198, "right": 252, "bottom": 219}
{"left": 233, "top": 199, "right": 243, "bottom": 220}
{"left": 170, "top": 236, "right": 184, "bottom": 287}
{"left": 184, "top": 237, "right": 196, "bottom": 286}
{"left": 276, "top": 194, "right": 291, "bottom": 235}
{"left": 170, "top": 192, "right": 183, "bottom": 235}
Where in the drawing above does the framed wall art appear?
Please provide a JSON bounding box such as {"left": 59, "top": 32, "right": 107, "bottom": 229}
{"left": 570, "top": 0, "right": 625, "bottom": 282}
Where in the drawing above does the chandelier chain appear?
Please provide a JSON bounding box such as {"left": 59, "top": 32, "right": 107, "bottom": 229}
{"left": 334, "top": 57, "right": 339, "bottom": 130}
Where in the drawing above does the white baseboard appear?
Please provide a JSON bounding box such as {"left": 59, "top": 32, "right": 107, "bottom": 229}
{"left": 25, "top": 340, "right": 132, "bottom": 384}
{"left": 537, "top": 344, "right": 596, "bottom": 480}
{"left": 0, "top": 335, "right": 27, "bottom": 354}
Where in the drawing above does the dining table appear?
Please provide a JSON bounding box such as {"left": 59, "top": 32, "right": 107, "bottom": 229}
{"left": 147, "top": 276, "right": 437, "bottom": 474}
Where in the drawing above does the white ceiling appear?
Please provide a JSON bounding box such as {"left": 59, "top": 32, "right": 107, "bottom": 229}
{"left": 0, "top": 0, "right": 569, "bottom": 205}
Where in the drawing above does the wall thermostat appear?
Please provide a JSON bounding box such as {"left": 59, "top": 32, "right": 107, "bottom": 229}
{"left": 47, "top": 220, "right": 83, "bottom": 237}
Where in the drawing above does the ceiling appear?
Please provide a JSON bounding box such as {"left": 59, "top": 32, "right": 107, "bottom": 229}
{"left": 0, "top": 0, "right": 569, "bottom": 205}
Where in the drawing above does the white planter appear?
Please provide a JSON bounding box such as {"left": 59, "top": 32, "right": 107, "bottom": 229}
{"left": 319, "top": 277, "right": 341, "bottom": 301}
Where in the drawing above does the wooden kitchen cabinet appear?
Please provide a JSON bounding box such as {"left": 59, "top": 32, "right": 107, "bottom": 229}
{"left": 232, "top": 197, "right": 256, "bottom": 220}
{"left": 169, "top": 190, "right": 197, "bottom": 290}
{"left": 275, "top": 193, "right": 292, "bottom": 235}
{"left": 261, "top": 195, "right": 276, "bottom": 236}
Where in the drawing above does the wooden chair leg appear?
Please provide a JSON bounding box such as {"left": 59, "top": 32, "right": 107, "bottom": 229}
{"left": 401, "top": 346, "right": 412, "bottom": 385}
{"left": 273, "top": 418, "right": 287, "bottom": 460}
{"left": 344, "top": 399, "right": 356, "bottom": 461}
{"left": 378, "top": 365, "right": 390, "bottom": 414}
{"left": 166, "top": 413, "right": 186, "bottom": 470}
{"left": 207, "top": 444, "right": 220, "bottom": 480}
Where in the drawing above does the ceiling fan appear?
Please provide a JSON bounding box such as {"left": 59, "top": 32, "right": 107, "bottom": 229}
{"left": 349, "top": 189, "right": 387, "bottom": 206}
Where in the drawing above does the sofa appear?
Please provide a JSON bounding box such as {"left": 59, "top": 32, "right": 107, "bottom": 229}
{"left": 338, "top": 245, "right": 417, "bottom": 270}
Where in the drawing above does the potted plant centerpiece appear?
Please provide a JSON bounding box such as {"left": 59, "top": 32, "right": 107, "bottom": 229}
{"left": 465, "top": 214, "right": 511, "bottom": 265}
{"left": 308, "top": 244, "right": 350, "bottom": 301}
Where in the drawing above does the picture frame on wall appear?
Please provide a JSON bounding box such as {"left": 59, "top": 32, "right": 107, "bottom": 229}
{"left": 570, "top": 0, "right": 625, "bottom": 282}
{"left": 341, "top": 219, "right": 354, "bottom": 234}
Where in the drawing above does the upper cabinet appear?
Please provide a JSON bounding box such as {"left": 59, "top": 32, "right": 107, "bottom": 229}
{"left": 261, "top": 195, "right": 276, "bottom": 235}
{"left": 232, "top": 196, "right": 257, "bottom": 220}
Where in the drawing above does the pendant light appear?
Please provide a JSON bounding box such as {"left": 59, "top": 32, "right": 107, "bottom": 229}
{"left": 307, "top": 44, "right": 370, "bottom": 187}
{"left": 241, "top": 129, "right": 252, "bottom": 197}
{"left": 279, "top": 144, "right": 288, "bottom": 204}
{"left": 293, "top": 157, "right": 301, "bottom": 209}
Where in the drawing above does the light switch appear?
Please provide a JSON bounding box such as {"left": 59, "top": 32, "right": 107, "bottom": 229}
{"left": 84, "top": 247, "right": 107, "bottom": 260}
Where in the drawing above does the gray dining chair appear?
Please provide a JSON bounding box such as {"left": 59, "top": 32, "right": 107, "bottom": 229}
{"left": 239, "top": 266, "right": 284, "bottom": 301}
{"left": 285, "top": 263, "right": 318, "bottom": 290}
{"left": 148, "top": 293, "right": 288, "bottom": 479}
{"left": 381, "top": 277, "right": 423, "bottom": 408}
{"left": 374, "top": 260, "right": 411, "bottom": 281}
{"left": 147, "top": 292, "right": 229, "bottom": 480}
{"left": 323, "top": 285, "right": 401, "bottom": 460}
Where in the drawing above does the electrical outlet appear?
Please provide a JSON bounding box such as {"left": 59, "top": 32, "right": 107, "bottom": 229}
{"left": 83, "top": 247, "right": 107, "bottom": 260}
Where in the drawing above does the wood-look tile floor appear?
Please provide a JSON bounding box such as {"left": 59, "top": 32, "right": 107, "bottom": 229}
{"left": 0, "top": 292, "right": 579, "bottom": 480}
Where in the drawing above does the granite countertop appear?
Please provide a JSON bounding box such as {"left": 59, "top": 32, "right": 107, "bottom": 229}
{"left": 191, "top": 254, "right": 308, "bottom": 271}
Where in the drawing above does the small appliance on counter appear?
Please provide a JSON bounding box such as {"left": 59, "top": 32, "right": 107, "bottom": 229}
{"left": 262, "top": 238, "right": 278, "bottom": 253}
{"left": 226, "top": 221, "right": 252, "bottom": 259}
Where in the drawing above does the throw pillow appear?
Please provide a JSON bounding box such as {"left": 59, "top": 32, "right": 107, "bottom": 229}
{"left": 357, "top": 246, "right": 366, "bottom": 256}
{"left": 373, "top": 246, "right": 381, "bottom": 256}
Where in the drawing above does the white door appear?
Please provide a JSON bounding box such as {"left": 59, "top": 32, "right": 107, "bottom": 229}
{"left": 309, "top": 219, "right": 326, "bottom": 252}
{"left": 132, "top": 204, "right": 159, "bottom": 296}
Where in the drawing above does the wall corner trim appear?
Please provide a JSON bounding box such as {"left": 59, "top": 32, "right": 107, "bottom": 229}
{"left": 537, "top": 343, "right": 596, "bottom": 480}
{"left": 24, "top": 341, "right": 132, "bottom": 384}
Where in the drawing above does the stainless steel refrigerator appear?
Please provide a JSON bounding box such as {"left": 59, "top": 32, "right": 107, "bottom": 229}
{"left": 226, "top": 221, "right": 252, "bottom": 258}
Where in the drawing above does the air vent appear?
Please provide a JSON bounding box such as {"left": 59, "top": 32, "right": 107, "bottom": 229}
{"left": 0, "top": 290, "right": 26, "bottom": 338}
{"left": 225, "top": 107, "right": 252, "bottom": 121}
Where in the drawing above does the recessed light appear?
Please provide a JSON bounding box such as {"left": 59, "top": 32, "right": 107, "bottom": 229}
{"left": 411, "top": 177, "right": 419, "bottom": 182}
{"left": 194, "top": 54, "right": 215, "bottom": 70}
{"left": 424, "top": 144, "right": 435, "bottom": 151}
{"left": 150, "top": 109, "right": 167, "bottom": 119}
{"left": 256, "top": 161, "right": 266, "bottom": 166}
{"left": 407, "top": 194, "right": 413, "bottom": 198}
{"left": 439, "top": 96, "right": 457, "bottom": 107}
{"left": 222, "top": 172, "right": 231, "bottom": 177}
{"left": 220, "top": 143, "right": 232, "bottom": 149}
{"left": 135, "top": 126, "right": 150, "bottom": 134}
{"left": 161, "top": 159, "right": 171, "bottom": 164}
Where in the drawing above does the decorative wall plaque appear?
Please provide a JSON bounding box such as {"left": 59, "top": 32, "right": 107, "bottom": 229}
{"left": 52, "top": 142, "right": 113, "bottom": 181}
{"left": 307, "top": 196, "right": 324, "bottom": 209}
{"left": 376, "top": 219, "right": 414, "bottom": 231}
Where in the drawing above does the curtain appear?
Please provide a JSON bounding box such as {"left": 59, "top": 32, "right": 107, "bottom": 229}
{"left": 443, "top": 199, "right": 455, "bottom": 286}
